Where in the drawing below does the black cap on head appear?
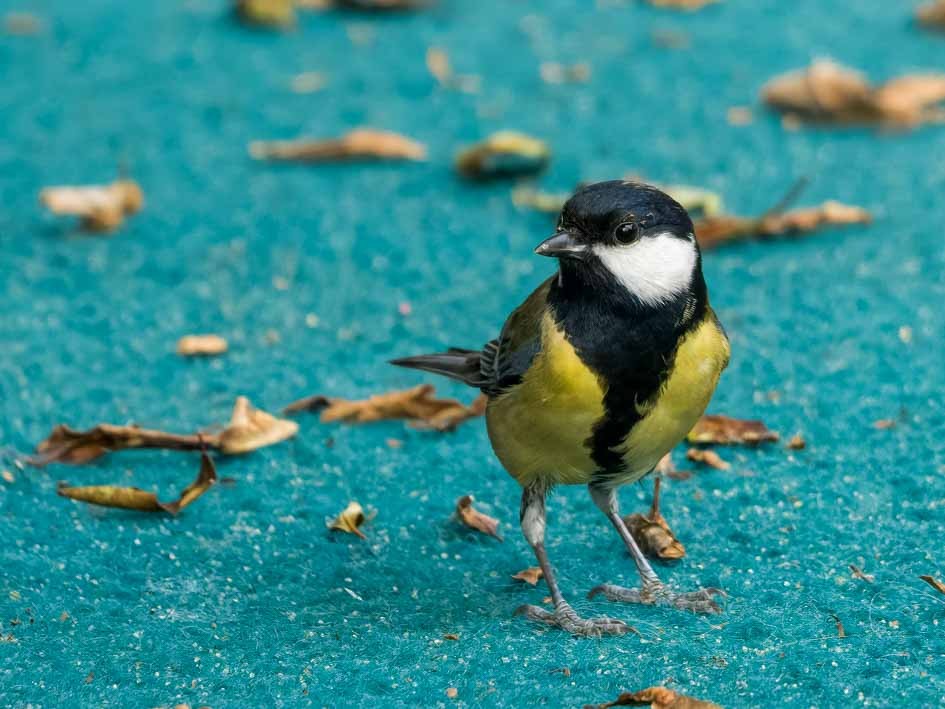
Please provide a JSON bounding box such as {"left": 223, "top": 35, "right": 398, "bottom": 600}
{"left": 559, "top": 180, "right": 694, "bottom": 243}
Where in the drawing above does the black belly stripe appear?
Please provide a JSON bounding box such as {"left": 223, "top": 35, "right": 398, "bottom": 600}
{"left": 547, "top": 263, "right": 708, "bottom": 480}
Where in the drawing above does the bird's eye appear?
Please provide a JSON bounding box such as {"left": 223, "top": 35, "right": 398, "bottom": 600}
{"left": 614, "top": 222, "right": 639, "bottom": 244}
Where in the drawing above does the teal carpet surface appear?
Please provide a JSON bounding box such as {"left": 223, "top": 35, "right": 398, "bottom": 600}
{"left": 2, "top": 1, "right": 945, "bottom": 706}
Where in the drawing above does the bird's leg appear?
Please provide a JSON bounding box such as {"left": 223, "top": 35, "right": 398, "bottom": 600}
{"left": 514, "top": 483, "right": 630, "bottom": 637}
{"left": 586, "top": 483, "right": 722, "bottom": 614}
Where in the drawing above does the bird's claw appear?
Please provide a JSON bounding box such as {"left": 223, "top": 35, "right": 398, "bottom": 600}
{"left": 588, "top": 582, "right": 724, "bottom": 614}
{"left": 514, "top": 600, "right": 632, "bottom": 637}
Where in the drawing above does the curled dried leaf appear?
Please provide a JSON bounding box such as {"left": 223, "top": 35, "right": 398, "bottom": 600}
{"left": 688, "top": 415, "right": 779, "bottom": 445}
{"left": 830, "top": 613, "right": 847, "bottom": 639}
{"left": 511, "top": 186, "right": 570, "bottom": 214}
{"left": 540, "top": 62, "right": 591, "bottom": 85}
{"left": 290, "top": 71, "right": 328, "bottom": 93}
{"left": 423, "top": 47, "right": 479, "bottom": 92}
{"left": 762, "top": 60, "right": 945, "bottom": 127}
{"left": 284, "top": 385, "right": 485, "bottom": 432}
{"left": 455, "top": 495, "right": 502, "bottom": 540}
{"left": 426, "top": 47, "right": 451, "bottom": 83}
{"left": 511, "top": 567, "right": 543, "bottom": 585}
{"left": 585, "top": 686, "right": 722, "bottom": 709}
{"left": 328, "top": 501, "right": 368, "bottom": 539}
{"left": 32, "top": 424, "right": 207, "bottom": 465}
{"left": 4, "top": 12, "right": 43, "bottom": 35}
{"left": 647, "top": 0, "right": 717, "bottom": 10}
{"left": 218, "top": 396, "right": 298, "bottom": 454}
{"left": 336, "top": 0, "right": 432, "bottom": 9}
{"left": 849, "top": 564, "right": 874, "bottom": 583}
{"left": 40, "top": 179, "right": 144, "bottom": 232}
{"left": 455, "top": 131, "right": 551, "bottom": 180}
{"left": 176, "top": 334, "right": 228, "bottom": 357}
{"left": 624, "top": 477, "right": 686, "bottom": 560}
{"left": 235, "top": 0, "right": 295, "bottom": 26}
{"left": 920, "top": 575, "right": 945, "bottom": 595}
{"left": 57, "top": 450, "right": 217, "bottom": 514}
{"left": 686, "top": 448, "right": 730, "bottom": 470}
{"left": 250, "top": 129, "right": 426, "bottom": 163}
{"left": 695, "top": 201, "right": 871, "bottom": 249}
{"left": 786, "top": 434, "right": 806, "bottom": 450}
{"left": 917, "top": 1, "right": 945, "bottom": 30}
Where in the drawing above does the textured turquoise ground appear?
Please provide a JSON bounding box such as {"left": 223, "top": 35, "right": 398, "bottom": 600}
{"left": 2, "top": 1, "right": 945, "bottom": 706}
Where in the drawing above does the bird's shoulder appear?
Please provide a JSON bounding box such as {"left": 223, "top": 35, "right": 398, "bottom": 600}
{"left": 479, "top": 276, "right": 554, "bottom": 395}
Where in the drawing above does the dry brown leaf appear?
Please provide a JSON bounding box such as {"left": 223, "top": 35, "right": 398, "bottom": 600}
{"left": 218, "top": 396, "right": 299, "bottom": 454}
{"left": 328, "top": 501, "right": 368, "bottom": 539}
{"left": 423, "top": 47, "right": 479, "bottom": 92}
{"left": 455, "top": 131, "right": 551, "bottom": 180}
{"left": 443, "top": 633, "right": 459, "bottom": 640}
{"left": 849, "top": 564, "right": 875, "bottom": 583}
{"left": 290, "top": 71, "right": 328, "bottom": 93}
{"left": 830, "top": 613, "right": 846, "bottom": 639}
{"left": 686, "top": 448, "right": 730, "bottom": 470}
{"left": 920, "top": 575, "right": 945, "bottom": 595}
{"left": 426, "top": 47, "right": 451, "bottom": 83}
{"left": 284, "top": 384, "right": 486, "bottom": 432}
{"left": 456, "top": 494, "right": 502, "bottom": 540}
{"left": 727, "top": 106, "right": 754, "bottom": 125}
{"left": 235, "top": 0, "right": 295, "bottom": 26}
{"left": 511, "top": 567, "right": 543, "bottom": 585}
{"left": 446, "top": 687, "right": 458, "bottom": 699}
{"left": 624, "top": 477, "right": 686, "bottom": 560}
{"left": 786, "top": 434, "right": 806, "bottom": 450}
{"left": 336, "top": 0, "right": 432, "bottom": 9}
{"left": 695, "top": 201, "right": 871, "bottom": 249}
{"left": 540, "top": 62, "right": 591, "bottom": 85}
{"left": 250, "top": 129, "right": 426, "bottom": 163}
{"left": 688, "top": 415, "right": 779, "bottom": 445}
{"left": 917, "top": 1, "right": 945, "bottom": 29}
{"left": 40, "top": 179, "right": 144, "bottom": 232}
{"left": 57, "top": 450, "right": 217, "bottom": 514}
{"left": 176, "top": 334, "right": 228, "bottom": 357}
{"left": 762, "top": 60, "right": 945, "bottom": 127}
{"left": 32, "top": 424, "right": 207, "bottom": 465}
{"left": 647, "top": 0, "right": 717, "bottom": 9}
{"left": 585, "top": 686, "right": 722, "bottom": 709}
{"left": 873, "top": 418, "right": 897, "bottom": 430}
{"left": 4, "top": 12, "right": 42, "bottom": 35}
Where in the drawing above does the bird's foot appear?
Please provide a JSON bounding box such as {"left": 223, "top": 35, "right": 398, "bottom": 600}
{"left": 588, "top": 581, "right": 723, "bottom": 614}
{"left": 514, "top": 600, "right": 632, "bottom": 637}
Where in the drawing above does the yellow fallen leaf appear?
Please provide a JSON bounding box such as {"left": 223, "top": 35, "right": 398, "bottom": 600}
{"left": 176, "top": 334, "right": 228, "bottom": 356}
{"left": 455, "top": 131, "right": 550, "bottom": 180}
{"left": 688, "top": 415, "right": 779, "bottom": 445}
{"left": 455, "top": 495, "right": 502, "bottom": 540}
{"left": 328, "top": 501, "right": 368, "bottom": 539}
{"left": 686, "top": 448, "right": 730, "bottom": 470}
{"left": 250, "top": 129, "right": 426, "bottom": 162}
{"left": 218, "top": 396, "right": 299, "bottom": 454}
{"left": 40, "top": 179, "right": 144, "bottom": 232}
{"left": 624, "top": 477, "right": 686, "bottom": 559}
{"left": 57, "top": 451, "right": 217, "bottom": 514}
{"left": 511, "top": 567, "right": 543, "bottom": 585}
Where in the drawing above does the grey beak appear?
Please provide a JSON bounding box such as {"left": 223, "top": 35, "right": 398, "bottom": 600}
{"left": 534, "top": 230, "right": 586, "bottom": 259}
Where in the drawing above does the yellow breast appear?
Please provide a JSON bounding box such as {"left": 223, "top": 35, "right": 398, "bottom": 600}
{"left": 618, "top": 313, "right": 730, "bottom": 483}
{"left": 486, "top": 312, "right": 605, "bottom": 486}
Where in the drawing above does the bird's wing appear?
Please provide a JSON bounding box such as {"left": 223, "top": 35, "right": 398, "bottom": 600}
{"left": 479, "top": 276, "right": 553, "bottom": 396}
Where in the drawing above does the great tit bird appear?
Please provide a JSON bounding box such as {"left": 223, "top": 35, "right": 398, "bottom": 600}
{"left": 392, "top": 180, "right": 730, "bottom": 636}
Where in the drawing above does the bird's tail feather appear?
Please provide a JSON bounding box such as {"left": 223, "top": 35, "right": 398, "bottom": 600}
{"left": 390, "top": 349, "right": 483, "bottom": 388}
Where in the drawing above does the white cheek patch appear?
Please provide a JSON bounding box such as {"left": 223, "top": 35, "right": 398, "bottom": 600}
{"left": 593, "top": 232, "right": 697, "bottom": 306}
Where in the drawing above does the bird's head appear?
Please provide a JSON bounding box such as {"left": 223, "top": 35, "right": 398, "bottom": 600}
{"left": 536, "top": 180, "right": 701, "bottom": 307}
